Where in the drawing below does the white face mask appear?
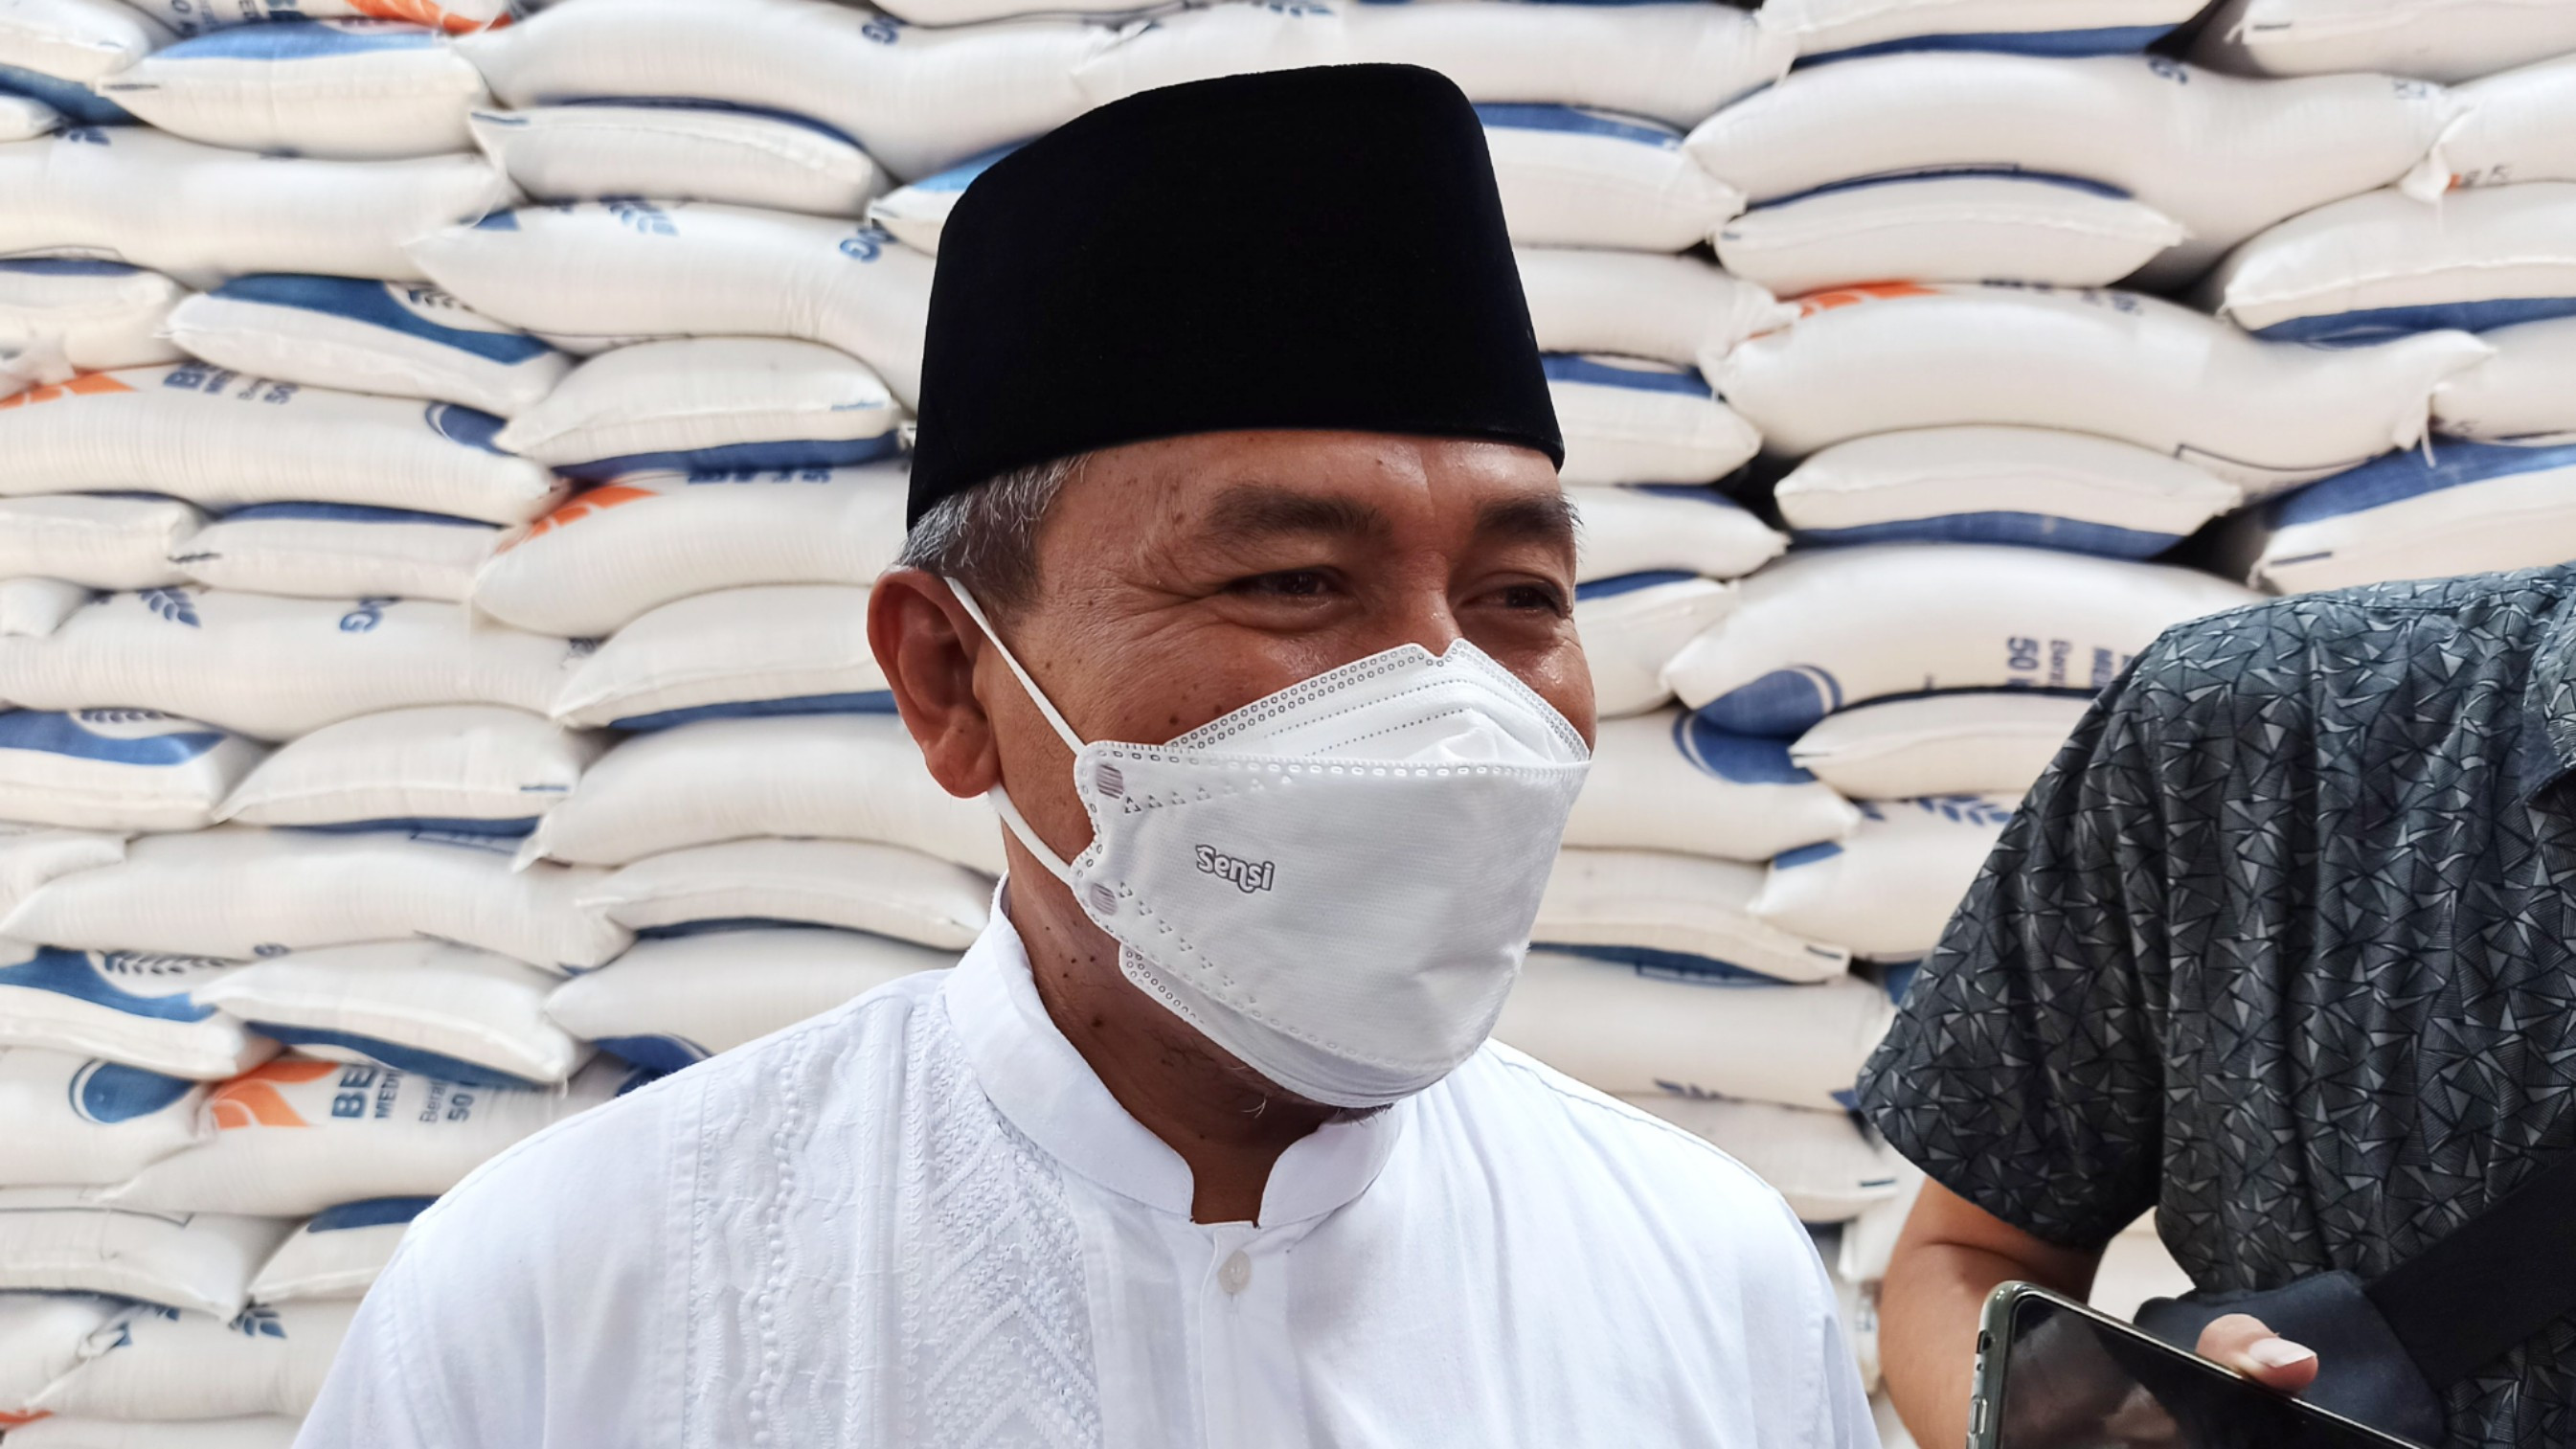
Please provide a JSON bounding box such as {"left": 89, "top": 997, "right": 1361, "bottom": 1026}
{"left": 949, "top": 582, "right": 1593, "bottom": 1108}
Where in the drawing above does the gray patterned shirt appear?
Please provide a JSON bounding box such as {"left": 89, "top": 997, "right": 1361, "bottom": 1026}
{"left": 1861, "top": 563, "right": 2576, "bottom": 1449}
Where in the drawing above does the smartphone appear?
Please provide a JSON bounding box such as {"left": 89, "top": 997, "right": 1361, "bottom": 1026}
{"left": 1967, "top": 1283, "right": 2429, "bottom": 1449}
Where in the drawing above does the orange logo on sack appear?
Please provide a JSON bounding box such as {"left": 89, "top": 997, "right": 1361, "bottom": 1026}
{"left": 208, "top": 1059, "right": 339, "bottom": 1130}
{"left": 1, "top": 1412, "right": 49, "bottom": 1428}
{"left": 1791, "top": 281, "right": 1937, "bottom": 318}
{"left": 0, "top": 373, "right": 135, "bottom": 411}
{"left": 494, "top": 485, "right": 656, "bottom": 554}
{"left": 349, "top": 0, "right": 511, "bottom": 31}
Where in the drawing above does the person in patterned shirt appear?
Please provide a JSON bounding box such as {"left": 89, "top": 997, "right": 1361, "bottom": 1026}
{"left": 1863, "top": 562, "right": 2576, "bottom": 1449}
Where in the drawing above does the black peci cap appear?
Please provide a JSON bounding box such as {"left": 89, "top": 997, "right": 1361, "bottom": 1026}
{"left": 906, "top": 63, "right": 1563, "bottom": 528}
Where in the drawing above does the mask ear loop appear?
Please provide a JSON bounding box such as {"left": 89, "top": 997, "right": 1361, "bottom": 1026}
{"left": 944, "top": 578, "right": 1088, "bottom": 888}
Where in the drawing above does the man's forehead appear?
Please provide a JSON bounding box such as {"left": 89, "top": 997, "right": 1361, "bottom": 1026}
{"left": 1095, "top": 431, "right": 1571, "bottom": 541}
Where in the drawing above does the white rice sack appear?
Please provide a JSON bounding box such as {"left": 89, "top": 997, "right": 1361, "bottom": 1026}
{"left": 1666, "top": 544, "right": 2259, "bottom": 736}
{"left": 497, "top": 338, "right": 903, "bottom": 479}
{"left": 2209, "top": 184, "right": 2576, "bottom": 343}
{"left": 95, "top": 19, "right": 484, "bottom": 160}
{"left": 545, "top": 926, "right": 950, "bottom": 1074}
{"left": 0, "top": 0, "right": 169, "bottom": 86}
{"left": 1478, "top": 103, "right": 1742, "bottom": 254}
{"left": 1572, "top": 574, "right": 1733, "bottom": 719}
{"left": 1496, "top": 950, "right": 1896, "bottom": 1110}
{"left": 0, "top": 824, "right": 122, "bottom": 920}
{"left": 2, "top": 1293, "right": 119, "bottom": 1417}
{"left": 470, "top": 464, "right": 907, "bottom": 640}
{"left": 2193, "top": 0, "right": 2576, "bottom": 82}
{"left": 1774, "top": 426, "right": 2244, "bottom": 557}
{"left": 4, "top": 826, "right": 627, "bottom": 972}
{"left": 0, "top": 945, "right": 269, "bottom": 1080}
{"left": 163, "top": 276, "right": 569, "bottom": 419}
{"left": 1754, "top": 795, "right": 2015, "bottom": 959}
{"left": 0, "top": 495, "right": 197, "bottom": 592}
{"left": 193, "top": 940, "right": 585, "bottom": 1087}
{"left": 1628, "top": 1093, "right": 1909, "bottom": 1224}
{"left": 863, "top": 144, "right": 1009, "bottom": 256}
{"left": 1515, "top": 247, "right": 1792, "bottom": 370}
{"left": 1076, "top": 2, "right": 1794, "bottom": 132}
{"left": 219, "top": 705, "right": 597, "bottom": 834}
{"left": 0, "top": 260, "right": 185, "bottom": 373}
{"left": 0, "top": 129, "right": 511, "bottom": 288}
{"left": 31, "top": 1301, "right": 354, "bottom": 1422}
{"left": 1763, "top": 0, "right": 2203, "bottom": 61}
{"left": 0, "top": 577, "right": 95, "bottom": 638}
{"left": 2, "top": 1416, "right": 304, "bottom": 1449}
{"left": 246, "top": 1196, "right": 427, "bottom": 1304}
{"left": 2243, "top": 439, "right": 2576, "bottom": 594}
{"left": 101, "top": 1055, "right": 628, "bottom": 1217}
{"left": 1715, "top": 174, "right": 2188, "bottom": 297}
{"left": 461, "top": 0, "right": 1099, "bottom": 180}
{"left": 407, "top": 203, "right": 931, "bottom": 404}
{"left": 0, "top": 1048, "right": 208, "bottom": 1188}
{"left": 0, "top": 90, "right": 57, "bottom": 139}
{"left": 0, "top": 591, "right": 580, "bottom": 743}
{"left": 2435, "top": 315, "right": 2576, "bottom": 442}
{"left": 1712, "top": 283, "right": 2490, "bottom": 495}
{"left": 1574, "top": 484, "right": 1784, "bottom": 583}
{"left": 123, "top": 0, "right": 510, "bottom": 37}
{"left": 525, "top": 713, "right": 1004, "bottom": 875}
{"left": 1535, "top": 847, "right": 1852, "bottom": 985}
{"left": 1683, "top": 54, "right": 2457, "bottom": 284}
{"left": 0, "top": 364, "right": 559, "bottom": 523}
{"left": 1547, "top": 355, "right": 1760, "bottom": 487}
{"left": 170, "top": 504, "right": 499, "bottom": 604}
{"left": 0, "top": 1190, "right": 290, "bottom": 1317}
{"left": 0, "top": 709, "right": 263, "bottom": 832}
{"left": 553, "top": 584, "right": 886, "bottom": 732}
{"left": 1563, "top": 708, "right": 1859, "bottom": 862}
{"left": 470, "top": 102, "right": 886, "bottom": 219}
{"left": 580, "top": 839, "right": 990, "bottom": 949}
{"left": 2411, "top": 53, "right": 2576, "bottom": 194}
{"left": 1792, "top": 692, "right": 2093, "bottom": 801}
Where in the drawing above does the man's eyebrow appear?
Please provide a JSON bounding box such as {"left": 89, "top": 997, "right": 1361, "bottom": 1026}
{"left": 1200, "top": 482, "right": 1391, "bottom": 542}
{"left": 1474, "top": 493, "right": 1579, "bottom": 553}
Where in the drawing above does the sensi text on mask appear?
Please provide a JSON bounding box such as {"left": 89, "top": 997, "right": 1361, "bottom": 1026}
{"left": 1194, "top": 847, "right": 1277, "bottom": 894}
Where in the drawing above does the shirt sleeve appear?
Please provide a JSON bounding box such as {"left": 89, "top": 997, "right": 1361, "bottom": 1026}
{"left": 1856, "top": 659, "right": 2176, "bottom": 1251}
{"left": 293, "top": 1240, "right": 471, "bottom": 1449}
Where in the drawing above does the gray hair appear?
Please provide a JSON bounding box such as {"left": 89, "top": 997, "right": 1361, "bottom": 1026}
{"left": 893, "top": 453, "right": 1089, "bottom": 617}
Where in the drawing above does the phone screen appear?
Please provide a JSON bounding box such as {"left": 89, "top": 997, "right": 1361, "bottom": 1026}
{"left": 1992, "top": 1295, "right": 2408, "bottom": 1449}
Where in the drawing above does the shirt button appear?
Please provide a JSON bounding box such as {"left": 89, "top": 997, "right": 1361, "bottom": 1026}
{"left": 1218, "top": 1250, "right": 1252, "bottom": 1295}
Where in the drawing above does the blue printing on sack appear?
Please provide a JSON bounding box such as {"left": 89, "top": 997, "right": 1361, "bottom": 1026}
{"left": 555, "top": 432, "right": 902, "bottom": 482}
{"left": 1793, "top": 512, "right": 2182, "bottom": 559}
{"left": 70, "top": 1058, "right": 197, "bottom": 1124}
{"left": 246, "top": 1024, "right": 550, "bottom": 1089}
{"left": 1877, "top": 960, "right": 1924, "bottom": 1006}
{"left": 282, "top": 816, "right": 540, "bottom": 838}
{"left": 211, "top": 276, "right": 557, "bottom": 366}
{"left": 1754, "top": 168, "right": 2135, "bottom": 210}
{"left": 1672, "top": 711, "right": 1819, "bottom": 784}
{"left": 147, "top": 19, "right": 438, "bottom": 62}
{"left": 1537, "top": 941, "right": 1796, "bottom": 986}
{"left": 1773, "top": 841, "right": 1845, "bottom": 870}
{"left": 1540, "top": 353, "right": 1711, "bottom": 397}
{"left": 0, "top": 947, "right": 220, "bottom": 1022}
{"left": 306, "top": 1196, "right": 437, "bottom": 1233}
{"left": 609, "top": 690, "right": 899, "bottom": 733}
{"left": 2254, "top": 296, "right": 2576, "bottom": 346}
{"left": 0, "top": 66, "right": 134, "bottom": 125}
{"left": 1574, "top": 570, "right": 1700, "bottom": 600}
{"left": 472, "top": 209, "right": 521, "bottom": 232}
{"left": 1473, "top": 103, "right": 1680, "bottom": 149}
{"left": 2271, "top": 438, "right": 2576, "bottom": 528}
{"left": 1798, "top": 22, "right": 2179, "bottom": 64}
{"left": 911, "top": 141, "right": 1023, "bottom": 193}
{"left": 0, "top": 258, "right": 144, "bottom": 277}
{"left": 1696, "top": 666, "right": 1845, "bottom": 737}
{"left": 0, "top": 710, "right": 227, "bottom": 766}
{"left": 592, "top": 1034, "right": 709, "bottom": 1075}
{"left": 217, "top": 501, "right": 495, "bottom": 528}
{"left": 424, "top": 401, "right": 510, "bottom": 455}
{"left": 553, "top": 95, "right": 864, "bottom": 148}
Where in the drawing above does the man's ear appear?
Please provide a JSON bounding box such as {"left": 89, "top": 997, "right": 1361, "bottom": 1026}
{"left": 868, "top": 569, "right": 1003, "bottom": 801}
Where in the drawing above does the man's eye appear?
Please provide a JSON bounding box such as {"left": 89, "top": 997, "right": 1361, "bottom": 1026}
{"left": 1498, "top": 583, "right": 1568, "bottom": 615}
{"left": 1230, "top": 571, "right": 1334, "bottom": 599}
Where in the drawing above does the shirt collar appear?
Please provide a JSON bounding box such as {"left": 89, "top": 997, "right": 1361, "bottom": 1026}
{"left": 940, "top": 883, "right": 1409, "bottom": 1227}
{"left": 2518, "top": 580, "right": 2576, "bottom": 805}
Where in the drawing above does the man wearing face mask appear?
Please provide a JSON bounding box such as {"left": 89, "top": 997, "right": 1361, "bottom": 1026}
{"left": 297, "top": 65, "right": 1872, "bottom": 1449}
